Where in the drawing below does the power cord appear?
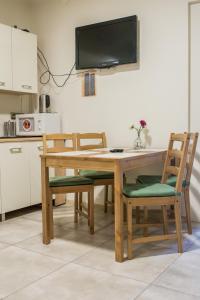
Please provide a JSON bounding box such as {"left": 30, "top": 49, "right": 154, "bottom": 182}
{"left": 37, "top": 47, "right": 85, "bottom": 87}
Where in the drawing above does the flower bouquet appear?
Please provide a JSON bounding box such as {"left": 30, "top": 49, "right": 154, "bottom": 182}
{"left": 130, "top": 120, "right": 147, "bottom": 149}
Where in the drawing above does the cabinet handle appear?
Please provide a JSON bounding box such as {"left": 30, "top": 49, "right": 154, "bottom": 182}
{"left": 0, "top": 81, "right": 5, "bottom": 87}
{"left": 37, "top": 145, "right": 44, "bottom": 151}
{"left": 22, "top": 85, "right": 32, "bottom": 90}
{"left": 10, "top": 147, "right": 22, "bottom": 154}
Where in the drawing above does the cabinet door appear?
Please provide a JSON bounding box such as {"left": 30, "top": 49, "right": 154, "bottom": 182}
{"left": 12, "top": 28, "right": 37, "bottom": 94}
{"left": 29, "top": 142, "right": 43, "bottom": 205}
{"left": 0, "top": 24, "right": 12, "bottom": 91}
{"left": 0, "top": 143, "right": 30, "bottom": 213}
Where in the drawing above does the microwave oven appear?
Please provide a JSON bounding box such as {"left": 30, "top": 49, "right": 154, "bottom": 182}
{"left": 16, "top": 113, "right": 61, "bottom": 136}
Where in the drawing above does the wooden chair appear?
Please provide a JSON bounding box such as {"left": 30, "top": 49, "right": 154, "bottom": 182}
{"left": 42, "top": 133, "right": 95, "bottom": 237}
{"left": 123, "top": 133, "right": 190, "bottom": 259}
{"left": 136, "top": 132, "right": 199, "bottom": 234}
{"left": 76, "top": 132, "right": 114, "bottom": 213}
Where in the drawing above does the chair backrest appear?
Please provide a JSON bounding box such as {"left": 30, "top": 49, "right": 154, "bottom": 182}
{"left": 161, "top": 133, "right": 190, "bottom": 193}
{"left": 185, "top": 132, "right": 199, "bottom": 185}
{"left": 42, "top": 133, "right": 76, "bottom": 154}
{"left": 76, "top": 132, "right": 107, "bottom": 150}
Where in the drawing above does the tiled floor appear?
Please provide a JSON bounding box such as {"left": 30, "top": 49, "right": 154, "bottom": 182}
{"left": 0, "top": 203, "right": 200, "bottom": 300}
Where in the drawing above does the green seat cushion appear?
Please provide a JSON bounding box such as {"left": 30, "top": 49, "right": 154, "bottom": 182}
{"left": 137, "top": 175, "right": 187, "bottom": 188}
{"left": 79, "top": 169, "right": 114, "bottom": 180}
{"left": 49, "top": 176, "right": 93, "bottom": 187}
{"left": 123, "top": 183, "right": 181, "bottom": 198}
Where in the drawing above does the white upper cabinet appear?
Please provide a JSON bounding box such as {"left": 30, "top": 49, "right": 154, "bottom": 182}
{"left": 0, "top": 23, "right": 37, "bottom": 94}
{"left": 0, "top": 24, "right": 12, "bottom": 91}
{"left": 12, "top": 28, "right": 38, "bottom": 93}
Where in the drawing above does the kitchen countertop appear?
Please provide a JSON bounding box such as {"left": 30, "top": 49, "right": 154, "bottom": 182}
{"left": 0, "top": 136, "right": 42, "bottom": 143}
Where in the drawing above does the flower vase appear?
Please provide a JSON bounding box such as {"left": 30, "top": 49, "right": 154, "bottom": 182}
{"left": 134, "top": 134, "right": 144, "bottom": 150}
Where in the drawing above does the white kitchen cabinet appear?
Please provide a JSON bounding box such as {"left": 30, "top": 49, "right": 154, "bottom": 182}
{"left": 0, "top": 23, "right": 37, "bottom": 94}
{"left": 0, "top": 143, "right": 30, "bottom": 213}
{"left": 0, "top": 140, "right": 64, "bottom": 217}
{"left": 12, "top": 28, "right": 37, "bottom": 93}
{"left": 0, "top": 24, "right": 12, "bottom": 91}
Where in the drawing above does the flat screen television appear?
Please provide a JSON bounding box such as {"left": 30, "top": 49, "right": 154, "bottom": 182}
{"left": 75, "top": 15, "right": 138, "bottom": 70}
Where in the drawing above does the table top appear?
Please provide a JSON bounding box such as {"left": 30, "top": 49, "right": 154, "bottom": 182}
{"left": 41, "top": 148, "right": 166, "bottom": 161}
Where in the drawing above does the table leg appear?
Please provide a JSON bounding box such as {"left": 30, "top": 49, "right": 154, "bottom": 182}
{"left": 114, "top": 162, "right": 124, "bottom": 262}
{"left": 41, "top": 157, "right": 50, "bottom": 244}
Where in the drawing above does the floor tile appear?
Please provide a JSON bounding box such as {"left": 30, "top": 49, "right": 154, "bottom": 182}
{"left": 0, "top": 241, "right": 10, "bottom": 250}
{"left": 187, "top": 241, "right": 200, "bottom": 256}
{"left": 137, "top": 285, "right": 199, "bottom": 300}
{"left": 154, "top": 233, "right": 195, "bottom": 253}
{"left": 155, "top": 252, "right": 200, "bottom": 297}
{"left": 5, "top": 263, "right": 147, "bottom": 300}
{"left": 185, "top": 230, "right": 200, "bottom": 256}
{"left": 0, "top": 218, "right": 42, "bottom": 244}
{"left": 16, "top": 231, "right": 109, "bottom": 262}
{"left": 63, "top": 221, "right": 115, "bottom": 238}
{"left": 0, "top": 246, "right": 64, "bottom": 299}
{"left": 22, "top": 203, "right": 114, "bottom": 233}
{"left": 22, "top": 204, "right": 72, "bottom": 224}
{"left": 158, "top": 221, "right": 200, "bottom": 253}
{"left": 22, "top": 210, "right": 42, "bottom": 223}
{"left": 74, "top": 240, "right": 178, "bottom": 284}
{"left": 192, "top": 222, "right": 200, "bottom": 231}
{"left": 53, "top": 224, "right": 112, "bottom": 246}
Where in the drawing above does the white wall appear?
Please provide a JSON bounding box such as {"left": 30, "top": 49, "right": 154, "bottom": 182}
{"left": 0, "top": 0, "right": 34, "bottom": 30}
{"left": 0, "top": 0, "right": 34, "bottom": 134}
{"left": 190, "top": 2, "right": 200, "bottom": 222}
{"left": 32, "top": 0, "right": 189, "bottom": 150}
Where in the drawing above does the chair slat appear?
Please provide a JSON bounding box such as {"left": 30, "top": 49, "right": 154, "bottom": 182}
{"left": 43, "top": 133, "right": 76, "bottom": 154}
{"left": 132, "top": 234, "right": 177, "bottom": 245}
{"left": 166, "top": 166, "right": 179, "bottom": 176}
{"left": 171, "top": 133, "right": 187, "bottom": 142}
{"left": 77, "top": 132, "right": 105, "bottom": 140}
{"left": 76, "top": 132, "right": 107, "bottom": 150}
{"left": 168, "top": 149, "right": 183, "bottom": 159}
{"left": 44, "top": 133, "right": 74, "bottom": 140}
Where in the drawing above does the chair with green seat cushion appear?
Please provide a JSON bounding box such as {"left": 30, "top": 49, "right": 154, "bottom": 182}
{"left": 123, "top": 183, "right": 181, "bottom": 198}
{"left": 77, "top": 132, "right": 114, "bottom": 213}
{"left": 137, "top": 175, "right": 187, "bottom": 188}
{"left": 49, "top": 176, "right": 94, "bottom": 187}
{"left": 43, "top": 133, "right": 95, "bottom": 237}
{"left": 79, "top": 170, "right": 114, "bottom": 180}
{"left": 124, "top": 132, "right": 190, "bottom": 260}
{"left": 136, "top": 133, "right": 199, "bottom": 236}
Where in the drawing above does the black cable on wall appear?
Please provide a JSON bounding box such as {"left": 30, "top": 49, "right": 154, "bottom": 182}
{"left": 37, "top": 48, "right": 85, "bottom": 87}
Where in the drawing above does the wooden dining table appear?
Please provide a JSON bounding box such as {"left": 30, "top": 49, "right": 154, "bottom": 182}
{"left": 41, "top": 148, "right": 166, "bottom": 262}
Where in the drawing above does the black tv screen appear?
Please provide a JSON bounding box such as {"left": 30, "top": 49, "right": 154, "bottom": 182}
{"left": 75, "top": 15, "right": 137, "bottom": 70}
